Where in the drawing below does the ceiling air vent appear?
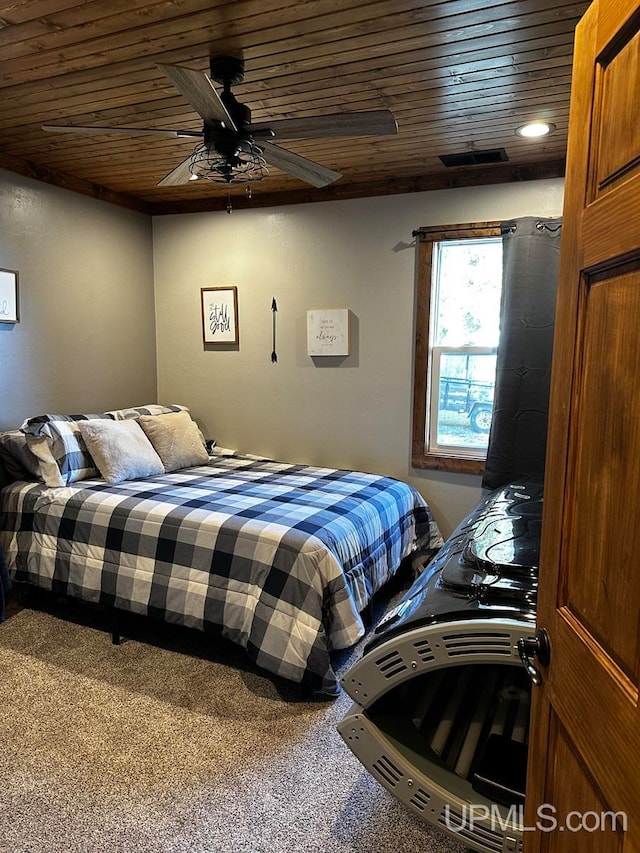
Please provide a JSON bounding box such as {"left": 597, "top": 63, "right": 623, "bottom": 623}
{"left": 439, "top": 148, "right": 509, "bottom": 167}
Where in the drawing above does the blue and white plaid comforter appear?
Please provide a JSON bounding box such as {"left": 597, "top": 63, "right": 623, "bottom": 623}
{"left": 0, "top": 455, "right": 442, "bottom": 694}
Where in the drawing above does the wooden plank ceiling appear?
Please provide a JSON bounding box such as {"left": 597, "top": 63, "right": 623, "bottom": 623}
{"left": 0, "top": 0, "right": 591, "bottom": 215}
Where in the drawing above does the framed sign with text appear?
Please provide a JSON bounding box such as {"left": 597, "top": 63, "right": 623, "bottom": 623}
{"left": 201, "top": 286, "right": 239, "bottom": 347}
{"left": 307, "top": 308, "right": 349, "bottom": 356}
{"left": 0, "top": 268, "right": 19, "bottom": 324}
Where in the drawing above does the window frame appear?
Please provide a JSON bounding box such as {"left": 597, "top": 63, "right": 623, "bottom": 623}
{"left": 411, "top": 221, "right": 503, "bottom": 474}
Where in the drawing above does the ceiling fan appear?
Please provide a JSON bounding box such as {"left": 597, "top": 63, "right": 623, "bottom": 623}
{"left": 42, "top": 56, "right": 398, "bottom": 190}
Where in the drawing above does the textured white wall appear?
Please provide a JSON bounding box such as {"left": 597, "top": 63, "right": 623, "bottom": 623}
{"left": 0, "top": 170, "right": 157, "bottom": 430}
{"left": 153, "top": 179, "right": 564, "bottom": 535}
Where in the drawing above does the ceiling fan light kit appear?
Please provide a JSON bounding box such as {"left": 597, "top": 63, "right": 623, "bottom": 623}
{"left": 189, "top": 140, "right": 268, "bottom": 184}
{"left": 42, "top": 55, "right": 398, "bottom": 201}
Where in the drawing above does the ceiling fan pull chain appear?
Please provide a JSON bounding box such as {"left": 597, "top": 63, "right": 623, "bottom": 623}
{"left": 226, "top": 188, "right": 233, "bottom": 214}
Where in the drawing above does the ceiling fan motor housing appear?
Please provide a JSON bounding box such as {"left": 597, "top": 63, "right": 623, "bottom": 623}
{"left": 204, "top": 123, "right": 247, "bottom": 164}
{"left": 209, "top": 55, "right": 245, "bottom": 86}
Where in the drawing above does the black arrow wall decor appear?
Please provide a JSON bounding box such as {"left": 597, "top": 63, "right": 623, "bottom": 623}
{"left": 271, "top": 298, "right": 278, "bottom": 363}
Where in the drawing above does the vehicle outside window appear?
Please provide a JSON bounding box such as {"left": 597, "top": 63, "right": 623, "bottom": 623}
{"left": 432, "top": 348, "right": 497, "bottom": 450}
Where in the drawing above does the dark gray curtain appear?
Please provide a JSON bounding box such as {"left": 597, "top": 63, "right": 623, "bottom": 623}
{"left": 482, "top": 216, "right": 562, "bottom": 491}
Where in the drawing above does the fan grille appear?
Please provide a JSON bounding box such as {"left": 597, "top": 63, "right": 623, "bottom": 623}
{"left": 189, "top": 141, "right": 268, "bottom": 184}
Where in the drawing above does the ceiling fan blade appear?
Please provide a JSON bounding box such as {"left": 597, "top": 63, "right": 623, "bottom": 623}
{"left": 157, "top": 63, "right": 237, "bottom": 131}
{"left": 249, "top": 110, "right": 397, "bottom": 140}
{"left": 157, "top": 153, "right": 195, "bottom": 186}
{"left": 42, "top": 124, "right": 202, "bottom": 139}
{"left": 260, "top": 141, "right": 341, "bottom": 188}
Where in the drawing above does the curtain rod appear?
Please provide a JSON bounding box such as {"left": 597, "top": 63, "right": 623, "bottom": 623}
{"left": 502, "top": 221, "right": 563, "bottom": 234}
{"left": 411, "top": 225, "right": 493, "bottom": 238}
{"left": 412, "top": 220, "right": 562, "bottom": 239}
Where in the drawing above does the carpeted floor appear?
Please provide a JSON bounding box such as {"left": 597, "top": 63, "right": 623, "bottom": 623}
{"left": 0, "top": 594, "right": 467, "bottom": 853}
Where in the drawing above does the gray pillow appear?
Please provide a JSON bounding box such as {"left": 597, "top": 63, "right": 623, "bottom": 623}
{"left": 138, "top": 411, "right": 209, "bottom": 472}
{"left": 77, "top": 420, "right": 164, "bottom": 485}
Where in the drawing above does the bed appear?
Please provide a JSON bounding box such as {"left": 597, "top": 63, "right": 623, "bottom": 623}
{"left": 0, "top": 407, "right": 442, "bottom": 696}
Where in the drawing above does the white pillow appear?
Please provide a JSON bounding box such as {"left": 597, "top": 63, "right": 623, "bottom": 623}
{"left": 138, "top": 410, "right": 209, "bottom": 472}
{"left": 77, "top": 420, "right": 164, "bottom": 484}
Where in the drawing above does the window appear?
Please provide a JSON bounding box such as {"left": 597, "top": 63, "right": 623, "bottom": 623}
{"left": 412, "top": 222, "right": 503, "bottom": 474}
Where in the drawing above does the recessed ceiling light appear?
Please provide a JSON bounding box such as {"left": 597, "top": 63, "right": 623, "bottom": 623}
{"left": 515, "top": 121, "right": 557, "bottom": 138}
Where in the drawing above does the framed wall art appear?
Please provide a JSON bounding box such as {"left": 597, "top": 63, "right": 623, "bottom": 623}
{"left": 307, "top": 308, "right": 349, "bottom": 356}
{"left": 201, "top": 286, "right": 239, "bottom": 346}
{"left": 0, "top": 268, "right": 19, "bottom": 324}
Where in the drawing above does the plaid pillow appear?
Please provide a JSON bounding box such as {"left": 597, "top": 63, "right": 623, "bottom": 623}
{"left": 21, "top": 413, "right": 114, "bottom": 485}
{"left": 106, "top": 403, "right": 189, "bottom": 420}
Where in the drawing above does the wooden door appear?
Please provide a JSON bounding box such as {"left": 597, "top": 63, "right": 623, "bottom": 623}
{"left": 525, "top": 0, "right": 640, "bottom": 850}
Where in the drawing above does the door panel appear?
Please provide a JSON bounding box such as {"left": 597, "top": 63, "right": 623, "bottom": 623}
{"left": 525, "top": 0, "right": 640, "bottom": 850}
{"left": 565, "top": 262, "right": 640, "bottom": 679}
{"left": 595, "top": 26, "right": 639, "bottom": 193}
{"left": 543, "top": 717, "right": 625, "bottom": 853}
{"left": 582, "top": 180, "right": 640, "bottom": 270}
{"left": 545, "top": 611, "right": 637, "bottom": 810}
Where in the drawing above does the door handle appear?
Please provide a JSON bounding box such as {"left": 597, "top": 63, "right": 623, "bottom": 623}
{"left": 517, "top": 629, "right": 551, "bottom": 686}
